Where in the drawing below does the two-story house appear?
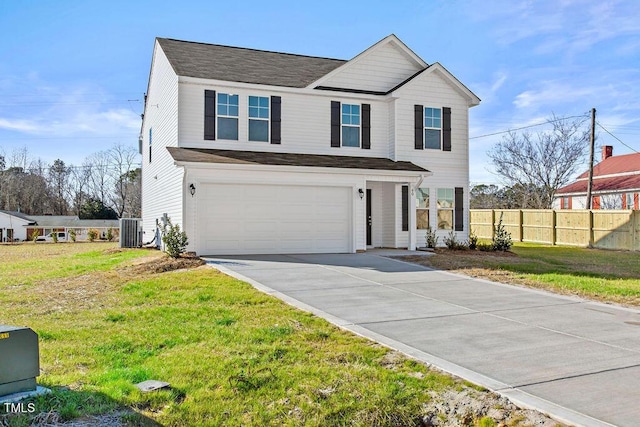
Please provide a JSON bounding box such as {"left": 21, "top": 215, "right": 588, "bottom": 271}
{"left": 140, "top": 35, "right": 480, "bottom": 255}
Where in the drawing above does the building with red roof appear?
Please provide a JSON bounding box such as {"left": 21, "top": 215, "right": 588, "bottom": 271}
{"left": 555, "top": 145, "right": 640, "bottom": 210}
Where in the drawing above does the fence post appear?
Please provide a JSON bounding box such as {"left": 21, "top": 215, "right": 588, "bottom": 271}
{"left": 518, "top": 210, "right": 524, "bottom": 242}
{"left": 491, "top": 210, "right": 496, "bottom": 241}
{"left": 551, "top": 209, "right": 557, "bottom": 246}
{"left": 588, "top": 209, "right": 594, "bottom": 248}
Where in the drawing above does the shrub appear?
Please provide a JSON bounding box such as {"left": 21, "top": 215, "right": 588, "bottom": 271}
{"left": 162, "top": 216, "right": 188, "bottom": 258}
{"left": 87, "top": 229, "right": 99, "bottom": 242}
{"left": 425, "top": 227, "right": 438, "bottom": 248}
{"left": 106, "top": 228, "right": 114, "bottom": 242}
{"left": 444, "top": 231, "right": 468, "bottom": 250}
{"left": 52, "top": 232, "right": 58, "bottom": 243}
{"left": 30, "top": 230, "right": 40, "bottom": 242}
{"left": 468, "top": 231, "right": 478, "bottom": 250}
{"left": 69, "top": 229, "right": 77, "bottom": 242}
{"left": 492, "top": 215, "right": 512, "bottom": 251}
{"left": 477, "top": 242, "right": 494, "bottom": 252}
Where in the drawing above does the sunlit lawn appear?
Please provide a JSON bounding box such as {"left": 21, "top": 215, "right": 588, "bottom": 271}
{"left": 0, "top": 243, "right": 466, "bottom": 426}
{"left": 404, "top": 242, "right": 640, "bottom": 306}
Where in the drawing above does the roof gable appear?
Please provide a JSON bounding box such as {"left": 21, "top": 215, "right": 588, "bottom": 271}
{"left": 311, "top": 34, "right": 427, "bottom": 93}
{"left": 391, "top": 62, "right": 481, "bottom": 106}
{"left": 157, "top": 38, "right": 346, "bottom": 88}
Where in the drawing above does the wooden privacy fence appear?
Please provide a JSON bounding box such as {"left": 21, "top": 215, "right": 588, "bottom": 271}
{"left": 470, "top": 209, "right": 640, "bottom": 251}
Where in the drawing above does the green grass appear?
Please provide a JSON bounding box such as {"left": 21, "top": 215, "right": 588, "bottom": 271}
{"left": 0, "top": 243, "right": 469, "bottom": 426}
{"left": 417, "top": 242, "right": 640, "bottom": 305}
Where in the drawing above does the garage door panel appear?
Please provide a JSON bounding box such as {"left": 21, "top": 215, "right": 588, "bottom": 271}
{"left": 197, "top": 183, "right": 351, "bottom": 255}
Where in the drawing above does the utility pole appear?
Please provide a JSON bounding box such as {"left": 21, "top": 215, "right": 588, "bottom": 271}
{"left": 586, "top": 108, "right": 596, "bottom": 209}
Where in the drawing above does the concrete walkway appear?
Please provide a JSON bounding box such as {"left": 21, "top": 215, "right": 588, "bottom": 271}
{"left": 205, "top": 252, "right": 640, "bottom": 427}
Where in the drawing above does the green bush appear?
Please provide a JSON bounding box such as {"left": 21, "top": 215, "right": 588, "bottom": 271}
{"left": 106, "top": 228, "right": 114, "bottom": 242}
{"left": 52, "top": 232, "right": 58, "bottom": 243}
{"left": 444, "top": 231, "right": 468, "bottom": 250}
{"left": 468, "top": 231, "right": 478, "bottom": 250}
{"left": 69, "top": 229, "right": 77, "bottom": 242}
{"left": 425, "top": 227, "right": 438, "bottom": 248}
{"left": 30, "top": 230, "right": 40, "bottom": 242}
{"left": 162, "top": 216, "right": 188, "bottom": 258}
{"left": 492, "top": 215, "right": 512, "bottom": 251}
{"left": 87, "top": 229, "right": 99, "bottom": 242}
{"left": 477, "top": 242, "right": 494, "bottom": 252}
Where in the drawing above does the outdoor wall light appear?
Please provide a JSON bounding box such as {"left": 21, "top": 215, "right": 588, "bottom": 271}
{"left": 358, "top": 188, "right": 364, "bottom": 199}
{"left": 189, "top": 183, "right": 196, "bottom": 196}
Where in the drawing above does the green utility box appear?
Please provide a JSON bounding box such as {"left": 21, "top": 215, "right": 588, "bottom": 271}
{"left": 0, "top": 325, "right": 39, "bottom": 396}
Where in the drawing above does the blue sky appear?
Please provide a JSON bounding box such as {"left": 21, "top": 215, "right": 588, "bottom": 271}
{"left": 1, "top": 0, "right": 639, "bottom": 184}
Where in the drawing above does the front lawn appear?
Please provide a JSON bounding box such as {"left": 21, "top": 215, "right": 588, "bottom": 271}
{"left": 401, "top": 243, "right": 640, "bottom": 306}
{"left": 0, "top": 243, "right": 472, "bottom": 426}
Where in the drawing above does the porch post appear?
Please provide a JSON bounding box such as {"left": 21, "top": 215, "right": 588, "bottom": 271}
{"left": 408, "top": 184, "right": 417, "bottom": 250}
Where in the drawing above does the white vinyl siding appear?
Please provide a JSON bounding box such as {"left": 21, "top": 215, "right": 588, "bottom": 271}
{"left": 320, "top": 40, "right": 423, "bottom": 92}
{"left": 141, "top": 43, "right": 184, "bottom": 243}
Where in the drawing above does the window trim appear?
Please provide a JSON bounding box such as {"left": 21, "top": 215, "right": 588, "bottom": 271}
{"left": 424, "top": 107, "right": 442, "bottom": 150}
{"left": 216, "top": 92, "right": 239, "bottom": 141}
{"left": 436, "top": 188, "right": 454, "bottom": 230}
{"left": 248, "top": 95, "right": 270, "bottom": 142}
{"left": 341, "top": 103, "right": 361, "bottom": 148}
{"left": 416, "top": 187, "right": 430, "bottom": 230}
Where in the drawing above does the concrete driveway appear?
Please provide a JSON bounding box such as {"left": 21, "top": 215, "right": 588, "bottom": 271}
{"left": 205, "top": 252, "right": 640, "bottom": 427}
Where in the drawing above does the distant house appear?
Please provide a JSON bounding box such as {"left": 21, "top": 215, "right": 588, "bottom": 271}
{"left": 0, "top": 211, "right": 119, "bottom": 242}
{"left": 0, "top": 211, "right": 34, "bottom": 242}
{"left": 555, "top": 145, "right": 640, "bottom": 210}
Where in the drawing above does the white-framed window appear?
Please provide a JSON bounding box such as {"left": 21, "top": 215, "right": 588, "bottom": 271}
{"left": 424, "top": 107, "right": 442, "bottom": 149}
{"left": 342, "top": 103, "right": 360, "bottom": 147}
{"left": 248, "top": 96, "right": 269, "bottom": 142}
{"left": 562, "top": 196, "right": 570, "bottom": 209}
{"left": 437, "top": 188, "right": 454, "bottom": 230}
{"left": 626, "top": 193, "right": 634, "bottom": 209}
{"left": 217, "top": 93, "right": 239, "bottom": 140}
{"left": 416, "top": 188, "right": 430, "bottom": 229}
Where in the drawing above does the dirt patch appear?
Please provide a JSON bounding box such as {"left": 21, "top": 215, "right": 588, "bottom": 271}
{"left": 124, "top": 253, "right": 205, "bottom": 274}
{"left": 422, "top": 388, "right": 563, "bottom": 426}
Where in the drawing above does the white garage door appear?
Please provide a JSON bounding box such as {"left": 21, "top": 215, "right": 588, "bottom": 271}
{"left": 196, "top": 183, "right": 352, "bottom": 255}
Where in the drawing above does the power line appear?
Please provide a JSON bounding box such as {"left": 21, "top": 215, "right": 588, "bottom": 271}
{"left": 595, "top": 121, "right": 640, "bottom": 154}
{"left": 469, "top": 114, "right": 589, "bottom": 140}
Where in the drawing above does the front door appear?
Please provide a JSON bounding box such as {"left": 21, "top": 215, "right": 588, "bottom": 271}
{"left": 366, "top": 189, "right": 372, "bottom": 246}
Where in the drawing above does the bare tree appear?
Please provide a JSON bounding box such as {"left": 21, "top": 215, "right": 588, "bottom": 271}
{"left": 48, "top": 159, "right": 71, "bottom": 215}
{"left": 108, "top": 144, "right": 139, "bottom": 217}
{"left": 69, "top": 161, "right": 93, "bottom": 216}
{"left": 488, "top": 115, "right": 590, "bottom": 208}
{"left": 86, "top": 150, "right": 112, "bottom": 207}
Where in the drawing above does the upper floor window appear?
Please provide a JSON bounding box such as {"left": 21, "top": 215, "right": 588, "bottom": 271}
{"left": 342, "top": 104, "right": 360, "bottom": 147}
{"left": 424, "top": 107, "right": 442, "bottom": 149}
{"left": 248, "top": 96, "right": 269, "bottom": 142}
{"left": 217, "top": 93, "right": 238, "bottom": 140}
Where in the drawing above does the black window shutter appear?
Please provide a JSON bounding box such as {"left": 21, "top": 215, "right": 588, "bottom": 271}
{"left": 204, "top": 90, "right": 216, "bottom": 140}
{"left": 443, "top": 107, "right": 452, "bottom": 151}
{"left": 402, "top": 185, "right": 409, "bottom": 231}
{"left": 331, "top": 101, "right": 340, "bottom": 147}
{"left": 361, "top": 103, "right": 371, "bottom": 149}
{"left": 414, "top": 105, "right": 423, "bottom": 149}
{"left": 454, "top": 187, "right": 464, "bottom": 231}
{"left": 270, "top": 96, "right": 281, "bottom": 144}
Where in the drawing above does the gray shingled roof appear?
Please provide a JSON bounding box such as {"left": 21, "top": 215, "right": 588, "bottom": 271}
{"left": 167, "top": 147, "right": 429, "bottom": 173}
{"left": 157, "top": 38, "right": 347, "bottom": 88}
